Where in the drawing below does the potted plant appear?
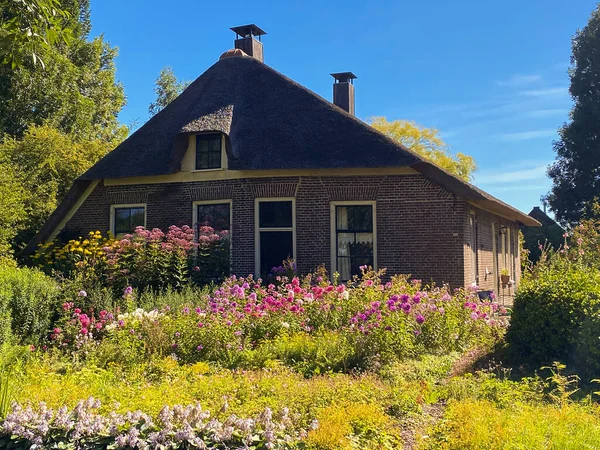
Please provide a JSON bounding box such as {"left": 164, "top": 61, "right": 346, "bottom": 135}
{"left": 500, "top": 268, "right": 510, "bottom": 286}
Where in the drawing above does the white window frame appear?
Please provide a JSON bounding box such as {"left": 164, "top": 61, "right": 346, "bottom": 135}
{"left": 192, "top": 132, "right": 228, "bottom": 172}
{"left": 330, "top": 200, "right": 377, "bottom": 278}
{"left": 109, "top": 203, "right": 147, "bottom": 236}
{"left": 254, "top": 197, "right": 296, "bottom": 277}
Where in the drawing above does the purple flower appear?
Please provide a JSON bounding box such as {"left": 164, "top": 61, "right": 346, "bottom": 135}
{"left": 197, "top": 345, "right": 203, "bottom": 350}
{"left": 78, "top": 290, "right": 87, "bottom": 297}
{"left": 416, "top": 314, "right": 425, "bottom": 324}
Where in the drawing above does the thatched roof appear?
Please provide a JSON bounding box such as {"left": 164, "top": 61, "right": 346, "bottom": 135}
{"left": 81, "top": 56, "right": 425, "bottom": 179}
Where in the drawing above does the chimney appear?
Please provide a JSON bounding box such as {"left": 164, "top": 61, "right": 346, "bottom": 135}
{"left": 331, "top": 72, "right": 357, "bottom": 115}
{"left": 230, "top": 24, "right": 266, "bottom": 62}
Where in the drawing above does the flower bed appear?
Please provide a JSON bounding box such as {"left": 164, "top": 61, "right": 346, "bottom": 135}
{"left": 49, "top": 269, "right": 506, "bottom": 372}
{"left": 1, "top": 398, "right": 312, "bottom": 449}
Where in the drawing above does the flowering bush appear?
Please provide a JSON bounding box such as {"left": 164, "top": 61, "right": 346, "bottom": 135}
{"left": 0, "top": 397, "right": 313, "bottom": 449}
{"left": 52, "top": 269, "right": 506, "bottom": 372}
{"left": 34, "top": 225, "right": 230, "bottom": 293}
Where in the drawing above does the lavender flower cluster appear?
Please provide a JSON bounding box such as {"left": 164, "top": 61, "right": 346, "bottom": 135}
{"left": 0, "top": 398, "right": 316, "bottom": 449}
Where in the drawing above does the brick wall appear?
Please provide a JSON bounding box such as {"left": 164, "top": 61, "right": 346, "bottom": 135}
{"left": 63, "top": 174, "right": 484, "bottom": 288}
{"left": 463, "top": 206, "right": 521, "bottom": 300}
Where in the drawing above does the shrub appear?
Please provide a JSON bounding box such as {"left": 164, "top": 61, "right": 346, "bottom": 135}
{"left": 33, "top": 225, "right": 230, "bottom": 293}
{"left": 423, "top": 400, "right": 600, "bottom": 450}
{"left": 507, "top": 264, "right": 600, "bottom": 365}
{"left": 306, "top": 403, "right": 401, "bottom": 449}
{"left": 0, "top": 266, "right": 59, "bottom": 345}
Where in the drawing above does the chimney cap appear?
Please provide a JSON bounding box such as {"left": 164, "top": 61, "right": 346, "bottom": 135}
{"left": 230, "top": 24, "right": 267, "bottom": 38}
{"left": 331, "top": 72, "right": 357, "bottom": 83}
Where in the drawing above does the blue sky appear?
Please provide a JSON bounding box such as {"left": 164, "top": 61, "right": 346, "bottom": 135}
{"left": 90, "top": 0, "right": 597, "bottom": 214}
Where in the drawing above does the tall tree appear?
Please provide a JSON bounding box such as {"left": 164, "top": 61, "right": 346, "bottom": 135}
{"left": 149, "top": 66, "right": 189, "bottom": 116}
{"left": 547, "top": 5, "right": 600, "bottom": 225}
{"left": 0, "top": 125, "right": 116, "bottom": 248}
{"left": 0, "top": 0, "right": 127, "bottom": 141}
{"left": 370, "top": 117, "right": 476, "bottom": 182}
{"left": 0, "top": 0, "right": 72, "bottom": 69}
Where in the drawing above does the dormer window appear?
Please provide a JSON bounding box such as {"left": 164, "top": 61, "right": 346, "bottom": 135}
{"left": 195, "top": 133, "right": 223, "bottom": 170}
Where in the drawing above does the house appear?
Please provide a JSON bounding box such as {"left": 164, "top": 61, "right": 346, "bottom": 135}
{"left": 522, "top": 206, "right": 564, "bottom": 263}
{"left": 25, "top": 24, "right": 540, "bottom": 294}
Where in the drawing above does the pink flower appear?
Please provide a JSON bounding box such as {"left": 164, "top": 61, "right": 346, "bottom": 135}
{"left": 80, "top": 328, "right": 88, "bottom": 335}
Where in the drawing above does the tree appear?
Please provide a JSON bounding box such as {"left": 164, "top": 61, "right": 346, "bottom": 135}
{"left": 370, "top": 117, "right": 476, "bottom": 182}
{"left": 0, "top": 125, "right": 114, "bottom": 248}
{"left": 547, "top": 5, "right": 600, "bottom": 225}
{"left": 0, "top": 0, "right": 72, "bottom": 69}
{"left": 0, "top": 0, "right": 127, "bottom": 141}
{"left": 149, "top": 66, "right": 190, "bottom": 116}
{"left": 0, "top": 163, "right": 27, "bottom": 257}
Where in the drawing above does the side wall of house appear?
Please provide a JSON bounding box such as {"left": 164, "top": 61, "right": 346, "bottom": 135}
{"left": 463, "top": 206, "right": 521, "bottom": 301}
{"left": 63, "top": 174, "right": 468, "bottom": 288}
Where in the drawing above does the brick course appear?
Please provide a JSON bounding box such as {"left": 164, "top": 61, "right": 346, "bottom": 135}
{"left": 63, "top": 174, "right": 521, "bottom": 291}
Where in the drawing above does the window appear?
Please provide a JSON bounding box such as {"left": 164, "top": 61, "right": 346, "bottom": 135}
{"left": 194, "top": 202, "right": 231, "bottom": 235}
{"left": 332, "top": 203, "right": 376, "bottom": 281}
{"left": 469, "top": 214, "right": 478, "bottom": 284}
{"left": 195, "top": 133, "right": 223, "bottom": 170}
{"left": 110, "top": 204, "right": 146, "bottom": 235}
{"left": 255, "top": 199, "right": 295, "bottom": 279}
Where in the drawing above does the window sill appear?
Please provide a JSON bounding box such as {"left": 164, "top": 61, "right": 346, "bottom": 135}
{"left": 191, "top": 168, "right": 226, "bottom": 173}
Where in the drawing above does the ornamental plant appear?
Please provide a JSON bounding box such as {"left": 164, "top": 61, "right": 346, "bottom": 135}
{"left": 51, "top": 269, "right": 506, "bottom": 372}
{"left": 33, "top": 225, "right": 231, "bottom": 294}
{"left": 0, "top": 397, "right": 313, "bottom": 449}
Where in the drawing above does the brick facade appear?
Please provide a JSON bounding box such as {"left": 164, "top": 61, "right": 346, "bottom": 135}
{"left": 63, "top": 174, "right": 521, "bottom": 292}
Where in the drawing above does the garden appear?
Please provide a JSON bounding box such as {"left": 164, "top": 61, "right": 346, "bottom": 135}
{"left": 0, "top": 218, "right": 600, "bottom": 449}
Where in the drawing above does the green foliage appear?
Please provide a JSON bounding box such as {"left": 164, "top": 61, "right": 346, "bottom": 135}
{"left": 0, "top": 265, "right": 59, "bottom": 345}
{"left": 0, "top": 32, "right": 127, "bottom": 141}
{"left": 547, "top": 4, "right": 600, "bottom": 225}
{"left": 0, "top": 125, "right": 118, "bottom": 247}
{"left": 508, "top": 216, "right": 600, "bottom": 376}
{"left": 422, "top": 399, "right": 600, "bottom": 449}
{"left": 507, "top": 263, "right": 600, "bottom": 365}
{"left": 0, "top": 0, "right": 72, "bottom": 69}
{"left": 369, "top": 117, "right": 476, "bottom": 182}
{"left": 0, "top": 163, "right": 27, "bottom": 257}
{"left": 148, "top": 66, "right": 190, "bottom": 116}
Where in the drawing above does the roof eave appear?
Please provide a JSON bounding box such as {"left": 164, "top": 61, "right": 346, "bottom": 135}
{"left": 410, "top": 161, "right": 541, "bottom": 227}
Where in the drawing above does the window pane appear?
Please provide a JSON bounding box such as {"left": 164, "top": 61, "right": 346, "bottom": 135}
{"left": 354, "top": 233, "right": 374, "bottom": 257}
{"left": 259, "top": 201, "right": 292, "bottom": 228}
{"left": 196, "top": 134, "right": 222, "bottom": 170}
{"left": 130, "top": 208, "right": 145, "bottom": 230}
{"left": 337, "top": 232, "right": 354, "bottom": 257}
{"left": 114, "top": 207, "right": 145, "bottom": 234}
{"left": 208, "top": 151, "right": 221, "bottom": 169}
{"left": 114, "top": 209, "right": 131, "bottom": 234}
{"left": 349, "top": 206, "right": 373, "bottom": 231}
{"left": 196, "top": 152, "right": 209, "bottom": 169}
{"left": 337, "top": 257, "right": 351, "bottom": 281}
{"left": 352, "top": 256, "right": 373, "bottom": 276}
{"left": 336, "top": 205, "right": 373, "bottom": 231}
{"left": 336, "top": 206, "right": 350, "bottom": 231}
{"left": 260, "top": 231, "right": 293, "bottom": 278}
{"left": 197, "top": 204, "right": 230, "bottom": 233}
